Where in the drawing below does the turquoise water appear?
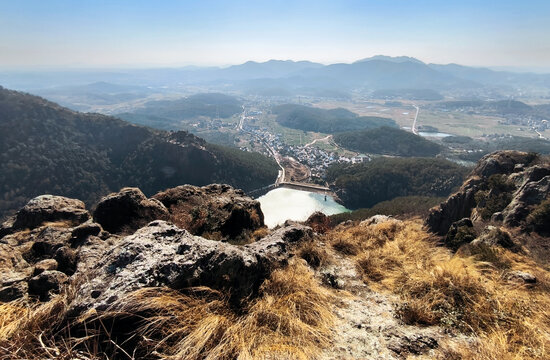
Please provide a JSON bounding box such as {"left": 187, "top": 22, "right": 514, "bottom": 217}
{"left": 257, "top": 187, "right": 349, "bottom": 228}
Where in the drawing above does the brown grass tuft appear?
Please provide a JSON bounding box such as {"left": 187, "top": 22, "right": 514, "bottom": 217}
{"left": 297, "top": 240, "right": 330, "bottom": 269}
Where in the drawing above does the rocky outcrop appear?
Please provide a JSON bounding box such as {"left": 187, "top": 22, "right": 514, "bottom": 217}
{"left": 0, "top": 184, "right": 289, "bottom": 305}
{"left": 0, "top": 195, "right": 106, "bottom": 302}
{"left": 502, "top": 167, "right": 550, "bottom": 227}
{"left": 153, "top": 184, "right": 264, "bottom": 240}
{"left": 0, "top": 195, "right": 90, "bottom": 237}
{"left": 93, "top": 187, "right": 170, "bottom": 234}
{"left": 426, "top": 151, "right": 549, "bottom": 236}
{"left": 425, "top": 178, "right": 483, "bottom": 236}
{"left": 71, "top": 221, "right": 312, "bottom": 312}
{"left": 471, "top": 151, "right": 538, "bottom": 178}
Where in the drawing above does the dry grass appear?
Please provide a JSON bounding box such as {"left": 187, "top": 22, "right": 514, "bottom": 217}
{"left": 251, "top": 227, "right": 270, "bottom": 241}
{"left": 330, "top": 219, "right": 550, "bottom": 359}
{"left": 0, "top": 278, "right": 95, "bottom": 359}
{"left": 107, "top": 260, "right": 334, "bottom": 359}
{"left": 296, "top": 240, "right": 330, "bottom": 269}
{"left": 0, "top": 261, "right": 334, "bottom": 360}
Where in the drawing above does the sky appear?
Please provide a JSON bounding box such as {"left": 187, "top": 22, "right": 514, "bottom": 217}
{"left": 0, "top": 0, "right": 549, "bottom": 69}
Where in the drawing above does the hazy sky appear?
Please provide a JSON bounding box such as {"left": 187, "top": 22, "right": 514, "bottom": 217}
{"left": 1, "top": 0, "right": 549, "bottom": 69}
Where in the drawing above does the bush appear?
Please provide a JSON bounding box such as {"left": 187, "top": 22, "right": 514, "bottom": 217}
{"left": 475, "top": 174, "right": 515, "bottom": 220}
{"left": 526, "top": 198, "right": 550, "bottom": 235}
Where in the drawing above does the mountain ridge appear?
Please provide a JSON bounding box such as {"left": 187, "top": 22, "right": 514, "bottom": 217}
{"left": 0, "top": 86, "right": 278, "bottom": 219}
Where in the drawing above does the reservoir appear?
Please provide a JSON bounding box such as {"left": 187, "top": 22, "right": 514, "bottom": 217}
{"left": 257, "top": 187, "right": 350, "bottom": 228}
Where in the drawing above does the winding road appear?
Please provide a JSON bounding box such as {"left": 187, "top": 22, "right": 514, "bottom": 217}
{"left": 305, "top": 135, "right": 333, "bottom": 147}
{"left": 412, "top": 104, "right": 420, "bottom": 135}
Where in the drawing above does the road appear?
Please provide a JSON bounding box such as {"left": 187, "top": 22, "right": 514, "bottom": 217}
{"left": 412, "top": 105, "right": 420, "bottom": 135}
{"left": 237, "top": 105, "right": 245, "bottom": 130}
{"left": 236, "top": 106, "right": 285, "bottom": 185}
{"left": 305, "top": 135, "right": 332, "bottom": 147}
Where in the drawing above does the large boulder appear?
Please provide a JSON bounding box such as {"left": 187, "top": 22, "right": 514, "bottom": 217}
{"left": 1, "top": 195, "right": 90, "bottom": 237}
{"left": 71, "top": 220, "right": 312, "bottom": 313}
{"left": 93, "top": 187, "right": 170, "bottom": 234}
{"left": 153, "top": 184, "right": 264, "bottom": 240}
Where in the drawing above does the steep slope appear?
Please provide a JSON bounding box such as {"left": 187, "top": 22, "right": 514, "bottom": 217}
{"left": 0, "top": 86, "right": 278, "bottom": 219}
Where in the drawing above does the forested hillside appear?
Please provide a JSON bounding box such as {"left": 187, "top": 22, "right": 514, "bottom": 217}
{"left": 333, "top": 127, "right": 443, "bottom": 157}
{"left": 0, "top": 87, "right": 277, "bottom": 218}
{"left": 273, "top": 104, "right": 397, "bottom": 133}
{"left": 327, "top": 157, "right": 468, "bottom": 209}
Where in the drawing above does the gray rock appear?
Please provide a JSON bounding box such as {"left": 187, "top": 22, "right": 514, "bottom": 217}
{"left": 507, "top": 270, "right": 537, "bottom": 284}
{"left": 70, "top": 221, "right": 312, "bottom": 313}
{"left": 153, "top": 184, "right": 264, "bottom": 240}
{"left": 427, "top": 151, "right": 549, "bottom": 235}
{"left": 1, "top": 195, "right": 90, "bottom": 237}
{"left": 28, "top": 270, "right": 68, "bottom": 301}
{"left": 426, "top": 177, "right": 482, "bottom": 235}
{"left": 472, "top": 151, "right": 537, "bottom": 178}
{"left": 93, "top": 187, "right": 170, "bottom": 234}
{"left": 471, "top": 226, "right": 516, "bottom": 249}
{"left": 503, "top": 174, "right": 550, "bottom": 227}
{"left": 361, "top": 215, "right": 392, "bottom": 226}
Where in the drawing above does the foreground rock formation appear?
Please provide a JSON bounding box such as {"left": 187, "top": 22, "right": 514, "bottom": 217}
{"left": 72, "top": 221, "right": 311, "bottom": 311}
{"left": 1, "top": 156, "right": 549, "bottom": 359}
{"left": 0, "top": 184, "right": 308, "bottom": 307}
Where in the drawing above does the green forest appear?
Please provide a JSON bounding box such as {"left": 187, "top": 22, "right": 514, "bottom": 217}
{"left": 333, "top": 127, "right": 443, "bottom": 156}
{"left": 327, "top": 157, "right": 468, "bottom": 209}
{"left": 272, "top": 104, "right": 397, "bottom": 133}
{"left": 0, "top": 87, "right": 277, "bottom": 219}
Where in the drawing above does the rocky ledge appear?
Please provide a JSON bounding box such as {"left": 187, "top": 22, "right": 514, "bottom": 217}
{"left": 0, "top": 184, "right": 311, "bottom": 314}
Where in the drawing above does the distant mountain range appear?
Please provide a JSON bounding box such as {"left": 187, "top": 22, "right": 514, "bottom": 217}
{"left": 2, "top": 56, "right": 550, "bottom": 97}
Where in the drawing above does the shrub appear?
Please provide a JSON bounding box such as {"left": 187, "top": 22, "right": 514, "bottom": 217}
{"left": 526, "top": 198, "right": 550, "bottom": 235}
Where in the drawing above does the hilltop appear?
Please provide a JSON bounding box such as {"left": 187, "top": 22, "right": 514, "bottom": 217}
{"left": 0, "top": 151, "right": 548, "bottom": 359}
{"left": 333, "top": 127, "right": 443, "bottom": 157}
{"left": 272, "top": 104, "right": 397, "bottom": 133}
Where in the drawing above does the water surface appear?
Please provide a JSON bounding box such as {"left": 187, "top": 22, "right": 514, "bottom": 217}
{"left": 258, "top": 187, "right": 349, "bottom": 228}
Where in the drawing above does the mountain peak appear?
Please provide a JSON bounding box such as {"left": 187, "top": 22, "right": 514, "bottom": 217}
{"left": 354, "top": 55, "right": 424, "bottom": 64}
